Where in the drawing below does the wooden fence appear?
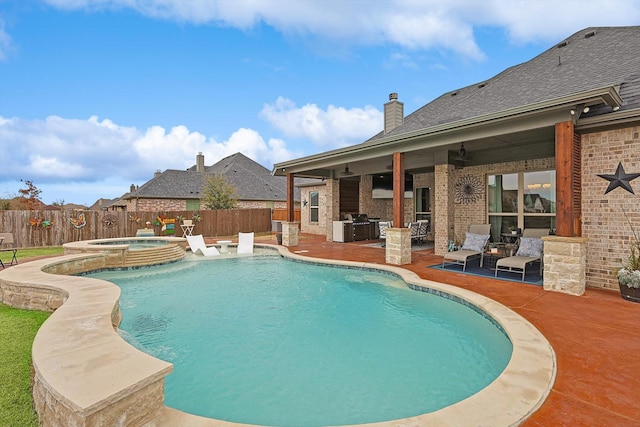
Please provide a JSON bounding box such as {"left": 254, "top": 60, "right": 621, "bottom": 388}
{"left": 0, "top": 209, "right": 273, "bottom": 248}
{"left": 272, "top": 208, "right": 301, "bottom": 222}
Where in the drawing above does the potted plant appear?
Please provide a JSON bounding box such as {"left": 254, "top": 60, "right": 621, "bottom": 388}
{"left": 617, "top": 211, "right": 640, "bottom": 303}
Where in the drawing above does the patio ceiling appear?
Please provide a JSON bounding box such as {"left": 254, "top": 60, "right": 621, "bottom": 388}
{"left": 276, "top": 114, "right": 558, "bottom": 179}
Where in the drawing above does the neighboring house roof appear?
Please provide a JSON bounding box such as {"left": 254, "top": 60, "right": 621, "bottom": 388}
{"left": 368, "top": 26, "right": 640, "bottom": 142}
{"left": 126, "top": 152, "right": 311, "bottom": 201}
{"left": 89, "top": 198, "right": 122, "bottom": 210}
{"left": 204, "top": 152, "right": 290, "bottom": 201}
{"left": 126, "top": 169, "right": 205, "bottom": 200}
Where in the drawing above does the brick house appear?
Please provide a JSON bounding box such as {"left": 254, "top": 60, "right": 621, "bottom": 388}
{"left": 274, "top": 26, "right": 640, "bottom": 295}
{"left": 124, "top": 152, "right": 305, "bottom": 211}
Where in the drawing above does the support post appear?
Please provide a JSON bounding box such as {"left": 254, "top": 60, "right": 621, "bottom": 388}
{"left": 555, "top": 121, "right": 581, "bottom": 237}
{"left": 393, "top": 152, "right": 405, "bottom": 227}
{"left": 286, "top": 172, "right": 295, "bottom": 222}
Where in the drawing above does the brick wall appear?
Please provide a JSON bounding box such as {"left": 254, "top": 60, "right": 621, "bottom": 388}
{"left": 300, "top": 183, "right": 328, "bottom": 236}
{"left": 125, "top": 198, "right": 188, "bottom": 211}
{"left": 582, "top": 126, "right": 640, "bottom": 290}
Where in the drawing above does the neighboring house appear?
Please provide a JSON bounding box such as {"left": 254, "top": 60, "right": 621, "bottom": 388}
{"left": 273, "top": 26, "right": 640, "bottom": 294}
{"left": 124, "top": 152, "right": 307, "bottom": 211}
{"left": 90, "top": 194, "right": 131, "bottom": 211}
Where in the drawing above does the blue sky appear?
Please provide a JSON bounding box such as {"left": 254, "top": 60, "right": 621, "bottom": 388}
{"left": 1, "top": 1, "right": 639, "bottom": 206}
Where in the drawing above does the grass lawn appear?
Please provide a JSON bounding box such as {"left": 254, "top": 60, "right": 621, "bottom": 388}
{"left": 0, "top": 246, "right": 63, "bottom": 266}
{"left": 0, "top": 304, "right": 50, "bottom": 426}
{"left": 0, "top": 247, "right": 60, "bottom": 424}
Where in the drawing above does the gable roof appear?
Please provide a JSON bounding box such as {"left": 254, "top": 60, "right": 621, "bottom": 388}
{"left": 126, "top": 152, "right": 307, "bottom": 201}
{"left": 369, "top": 26, "right": 640, "bottom": 142}
{"left": 205, "top": 153, "right": 287, "bottom": 200}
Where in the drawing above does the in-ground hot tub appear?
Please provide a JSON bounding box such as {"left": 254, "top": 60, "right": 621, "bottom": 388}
{"left": 63, "top": 236, "right": 188, "bottom": 268}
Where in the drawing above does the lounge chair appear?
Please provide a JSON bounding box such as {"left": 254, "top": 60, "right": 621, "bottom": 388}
{"left": 495, "top": 228, "right": 549, "bottom": 280}
{"left": 237, "top": 232, "right": 254, "bottom": 254}
{"left": 186, "top": 234, "right": 220, "bottom": 257}
{"left": 442, "top": 224, "right": 491, "bottom": 271}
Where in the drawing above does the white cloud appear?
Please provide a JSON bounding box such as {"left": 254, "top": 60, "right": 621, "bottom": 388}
{"left": 482, "top": 1, "right": 640, "bottom": 44}
{"left": 39, "top": 0, "right": 640, "bottom": 60}
{"left": 0, "top": 19, "right": 15, "bottom": 61}
{"left": 0, "top": 113, "right": 304, "bottom": 203}
{"left": 260, "top": 97, "right": 383, "bottom": 148}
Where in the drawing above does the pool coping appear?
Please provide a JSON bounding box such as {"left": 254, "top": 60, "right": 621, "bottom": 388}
{"left": 0, "top": 243, "right": 556, "bottom": 427}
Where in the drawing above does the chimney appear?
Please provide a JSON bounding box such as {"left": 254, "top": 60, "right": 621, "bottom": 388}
{"left": 196, "top": 152, "right": 205, "bottom": 172}
{"left": 154, "top": 169, "right": 161, "bottom": 177}
{"left": 130, "top": 184, "right": 136, "bottom": 193}
{"left": 384, "top": 92, "right": 403, "bottom": 134}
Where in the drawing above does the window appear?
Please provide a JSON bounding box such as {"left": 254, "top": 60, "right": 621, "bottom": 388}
{"left": 186, "top": 200, "right": 200, "bottom": 210}
{"left": 310, "top": 191, "right": 319, "bottom": 222}
{"left": 488, "top": 170, "right": 555, "bottom": 240}
{"left": 415, "top": 187, "right": 431, "bottom": 222}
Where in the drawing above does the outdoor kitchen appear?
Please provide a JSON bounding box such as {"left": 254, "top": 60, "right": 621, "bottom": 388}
{"left": 332, "top": 213, "right": 381, "bottom": 243}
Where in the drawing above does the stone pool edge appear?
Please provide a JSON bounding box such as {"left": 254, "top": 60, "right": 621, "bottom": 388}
{"left": 0, "top": 243, "right": 556, "bottom": 427}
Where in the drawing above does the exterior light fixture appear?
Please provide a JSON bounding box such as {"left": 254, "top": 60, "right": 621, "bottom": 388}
{"left": 341, "top": 164, "right": 354, "bottom": 176}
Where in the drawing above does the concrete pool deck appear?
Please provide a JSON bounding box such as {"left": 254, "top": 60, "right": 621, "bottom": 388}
{"left": 0, "top": 235, "right": 556, "bottom": 426}
{"left": 257, "top": 233, "right": 640, "bottom": 426}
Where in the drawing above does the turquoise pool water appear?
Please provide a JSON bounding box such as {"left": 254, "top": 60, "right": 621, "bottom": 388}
{"left": 91, "top": 239, "right": 169, "bottom": 250}
{"left": 89, "top": 255, "right": 513, "bottom": 427}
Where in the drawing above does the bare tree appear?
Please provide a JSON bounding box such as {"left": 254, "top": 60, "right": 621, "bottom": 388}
{"left": 18, "top": 179, "right": 43, "bottom": 210}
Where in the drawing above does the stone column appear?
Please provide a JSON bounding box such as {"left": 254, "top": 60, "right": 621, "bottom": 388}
{"left": 282, "top": 222, "right": 300, "bottom": 246}
{"left": 434, "top": 163, "right": 455, "bottom": 255}
{"left": 542, "top": 236, "right": 587, "bottom": 296}
{"left": 325, "top": 178, "right": 340, "bottom": 241}
{"left": 385, "top": 227, "right": 411, "bottom": 265}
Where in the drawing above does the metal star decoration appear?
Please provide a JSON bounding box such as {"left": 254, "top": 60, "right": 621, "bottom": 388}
{"left": 597, "top": 162, "right": 640, "bottom": 194}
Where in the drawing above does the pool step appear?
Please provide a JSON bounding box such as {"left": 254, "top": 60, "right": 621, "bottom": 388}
{"left": 123, "top": 243, "right": 186, "bottom": 267}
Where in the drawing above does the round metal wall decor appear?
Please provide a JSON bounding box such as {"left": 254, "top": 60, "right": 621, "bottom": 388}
{"left": 102, "top": 214, "right": 117, "bottom": 228}
{"left": 455, "top": 175, "right": 483, "bottom": 204}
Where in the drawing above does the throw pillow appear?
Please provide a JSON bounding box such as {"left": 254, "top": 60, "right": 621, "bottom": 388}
{"left": 516, "top": 237, "right": 544, "bottom": 257}
{"left": 461, "top": 232, "right": 489, "bottom": 251}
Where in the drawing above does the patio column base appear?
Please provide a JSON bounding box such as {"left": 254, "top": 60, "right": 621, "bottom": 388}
{"left": 385, "top": 227, "right": 412, "bottom": 265}
{"left": 282, "top": 222, "right": 299, "bottom": 246}
{"left": 541, "top": 236, "right": 587, "bottom": 296}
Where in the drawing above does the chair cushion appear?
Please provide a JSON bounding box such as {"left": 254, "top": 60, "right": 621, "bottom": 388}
{"left": 516, "top": 237, "right": 543, "bottom": 257}
{"left": 461, "top": 232, "right": 489, "bottom": 251}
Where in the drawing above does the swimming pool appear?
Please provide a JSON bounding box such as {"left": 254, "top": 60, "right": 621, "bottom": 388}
{"left": 89, "top": 254, "right": 513, "bottom": 426}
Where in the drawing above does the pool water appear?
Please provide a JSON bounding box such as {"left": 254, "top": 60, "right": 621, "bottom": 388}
{"left": 90, "top": 255, "right": 513, "bottom": 427}
{"left": 92, "top": 239, "right": 169, "bottom": 250}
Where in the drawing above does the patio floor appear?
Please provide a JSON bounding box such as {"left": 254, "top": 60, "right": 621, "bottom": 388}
{"left": 253, "top": 233, "right": 640, "bottom": 426}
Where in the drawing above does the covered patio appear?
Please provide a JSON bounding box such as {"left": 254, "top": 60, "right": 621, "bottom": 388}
{"left": 253, "top": 232, "right": 640, "bottom": 426}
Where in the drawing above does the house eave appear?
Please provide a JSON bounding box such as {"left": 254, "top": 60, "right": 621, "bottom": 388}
{"left": 575, "top": 107, "right": 640, "bottom": 131}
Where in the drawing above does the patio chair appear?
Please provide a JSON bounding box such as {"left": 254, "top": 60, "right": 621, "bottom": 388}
{"left": 0, "top": 233, "right": 18, "bottom": 268}
{"left": 378, "top": 221, "right": 390, "bottom": 247}
{"left": 409, "top": 222, "right": 420, "bottom": 244}
{"left": 495, "top": 228, "right": 549, "bottom": 280}
{"left": 415, "top": 220, "right": 430, "bottom": 245}
{"left": 442, "top": 224, "right": 491, "bottom": 271}
{"left": 237, "top": 232, "right": 254, "bottom": 254}
{"left": 186, "top": 234, "right": 220, "bottom": 257}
